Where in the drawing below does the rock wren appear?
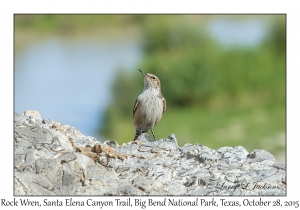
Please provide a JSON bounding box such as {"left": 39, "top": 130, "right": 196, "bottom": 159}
{"left": 133, "top": 69, "right": 166, "bottom": 140}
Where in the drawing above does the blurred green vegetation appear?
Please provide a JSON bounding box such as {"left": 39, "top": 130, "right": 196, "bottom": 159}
{"left": 14, "top": 14, "right": 141, "bottom": 53}
{"left": 14, "top": 15, "right": 285, "bottom": 162}
{"left": 15, "top": 14, "right": 137, "bottom": 33}
{"left": 99, "top": 15, "right": 285, "bottom": 162}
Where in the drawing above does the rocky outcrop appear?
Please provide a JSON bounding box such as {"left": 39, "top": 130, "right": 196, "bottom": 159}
{"left": 14, "top": 111, "right": 286, "bottom": 195}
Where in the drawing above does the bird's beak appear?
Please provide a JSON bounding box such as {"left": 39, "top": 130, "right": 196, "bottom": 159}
{"left": 138, "top": 69, "right": 148, "bottom": 77}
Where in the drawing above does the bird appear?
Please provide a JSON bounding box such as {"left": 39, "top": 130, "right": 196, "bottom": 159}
{"left": 133, "top": 69, "right": 166, "bottom": 140}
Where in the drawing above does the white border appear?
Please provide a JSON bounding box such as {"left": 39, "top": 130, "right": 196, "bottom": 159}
{"left": 1, "top": 0, "right": 299, "bottom": 209}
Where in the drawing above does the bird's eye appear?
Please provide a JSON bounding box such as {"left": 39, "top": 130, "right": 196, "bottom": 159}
{"left": 151, "top": 76, "right": 156, "bottom": 80}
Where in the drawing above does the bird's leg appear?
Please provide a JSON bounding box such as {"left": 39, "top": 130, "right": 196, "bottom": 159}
{"left": 150, "top": 129, "right": 156, "bottom": 140}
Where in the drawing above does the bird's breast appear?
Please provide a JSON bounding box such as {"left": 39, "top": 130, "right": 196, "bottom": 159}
{"left": 138, "top": 93, "right": 163, "bottom": 119}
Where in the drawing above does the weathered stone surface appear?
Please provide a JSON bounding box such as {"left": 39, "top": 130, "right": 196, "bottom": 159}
{"left": 24, "top": 110, "right": 42, "bottom": 121}
{"left": 14, "top": 110, "right": 286, "bottom": 195}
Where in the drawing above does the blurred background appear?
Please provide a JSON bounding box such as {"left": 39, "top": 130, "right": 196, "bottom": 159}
{"left": 14, "top": 15, "right": 285, "bottom": 163}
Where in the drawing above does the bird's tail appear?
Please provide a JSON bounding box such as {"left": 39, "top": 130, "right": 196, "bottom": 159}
{"left": 133, "top": 129, "right": 142, "bottom": 141}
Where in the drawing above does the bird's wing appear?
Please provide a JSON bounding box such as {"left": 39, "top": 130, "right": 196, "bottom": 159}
{"left": 154, "top": 98, "right": 166, "bottom": 127}
{"left": 133, "top": 98, "right": 139, "bottom": 119}
{"left": 162, "top": 97, "right": 166, "bottom": 114}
